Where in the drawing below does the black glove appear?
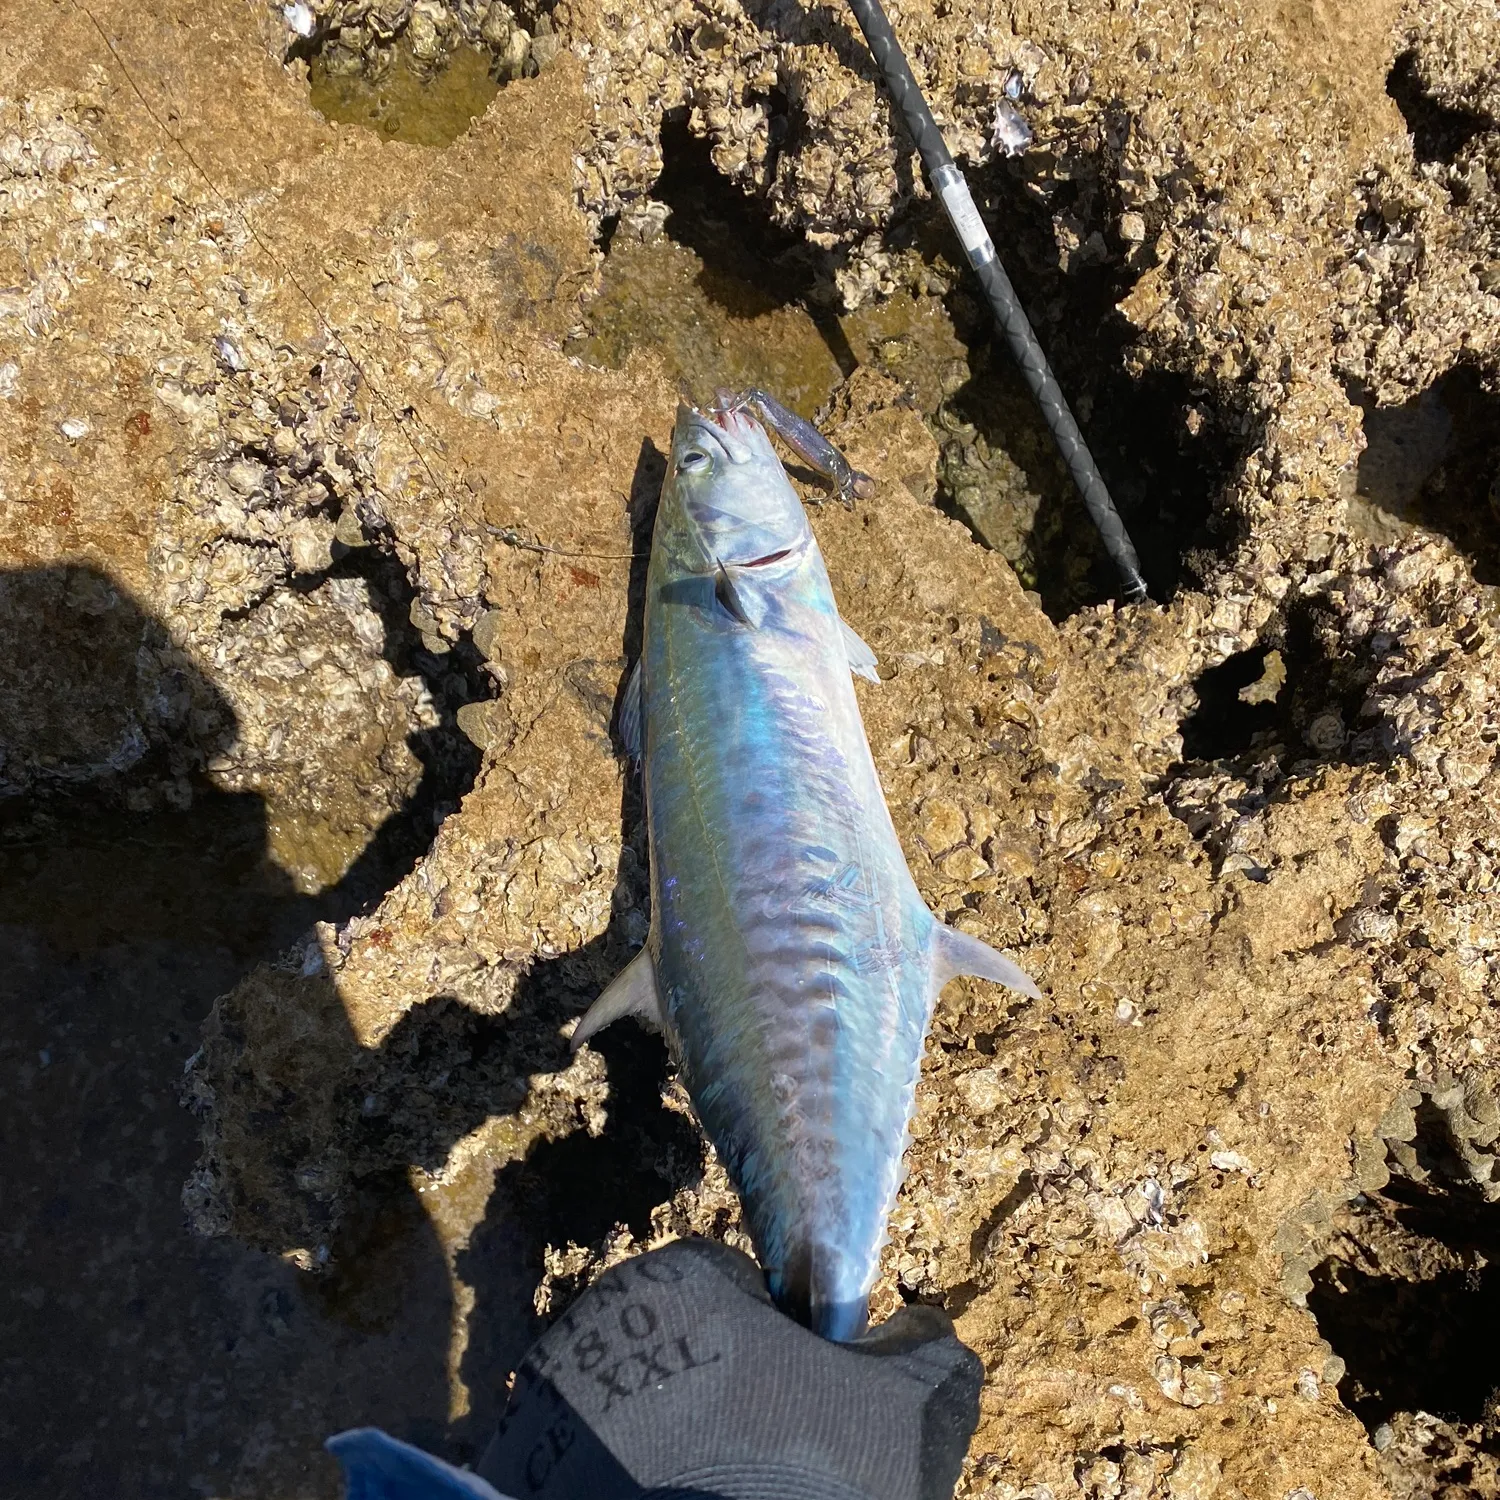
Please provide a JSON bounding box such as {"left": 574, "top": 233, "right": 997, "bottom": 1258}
{"left": 476, "top": 1237, "right": 982, "bottom": 1500}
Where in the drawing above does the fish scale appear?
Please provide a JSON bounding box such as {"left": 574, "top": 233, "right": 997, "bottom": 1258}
{"left": 574, "top": 399, "right": 1040, "bottom": 1340}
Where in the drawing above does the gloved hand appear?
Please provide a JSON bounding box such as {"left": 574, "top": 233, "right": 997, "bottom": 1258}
{"left": 328, "top": 1238, "right": 982, "bottom": 1500}
{"left": 477, "top": 1236, "right": 981, "bottom": 1500}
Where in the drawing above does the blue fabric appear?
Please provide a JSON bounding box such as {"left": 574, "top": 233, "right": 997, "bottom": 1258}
{"left": 326, "top": 1428, "right": 514, "bottom": 1500}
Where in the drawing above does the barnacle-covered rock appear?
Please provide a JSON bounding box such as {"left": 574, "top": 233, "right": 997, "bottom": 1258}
{"left": 5, "top": 0, "right": 1500, "bottom": 1497}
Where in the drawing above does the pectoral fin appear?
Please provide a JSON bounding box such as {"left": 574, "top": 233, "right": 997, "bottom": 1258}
{"left": 713, "top": 557, "right": 758, "bottom": 627}
{"left": 571, "top": 946, "right": 664, "bottom": 1049}
{"left": 840, "top": 617, "right": 880, "bottom": 682}
{"left": 932, "top": 923, "right": 1041, "bottom": 999}
{"left": 618, "top": 660, "right": 643, "bottom": 760}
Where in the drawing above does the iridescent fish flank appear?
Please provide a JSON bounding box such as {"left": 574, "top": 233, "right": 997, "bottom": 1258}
{"left": 574, "top": 394, "right": 1040, "bottom": 1341}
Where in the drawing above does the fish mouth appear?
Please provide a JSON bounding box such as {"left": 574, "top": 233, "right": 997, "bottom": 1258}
{"left": 707, "top": 405, "right": 759, "bottom": 437}
{"left": 679, "top": 414, "right": 753, "bottom": 467}
{"left": 677, "top": 401, "right": 766, "bottom": 460}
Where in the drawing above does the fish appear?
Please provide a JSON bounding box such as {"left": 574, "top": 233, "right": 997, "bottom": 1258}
{"left": 573, "top": 393, "right": 1040, "bottom": 1341}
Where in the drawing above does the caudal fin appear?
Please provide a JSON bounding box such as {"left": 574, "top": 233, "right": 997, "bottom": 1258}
{"left": 932, "top": 923, "right": 1041, "bottom": 999}
{"left": 771, "top": 1241, "right": 869, "bottom": 1343}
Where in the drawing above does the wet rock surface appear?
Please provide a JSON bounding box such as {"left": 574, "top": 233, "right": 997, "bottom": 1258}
{"left": 3, "top": 0, "right": 1500, "bottom": 1495}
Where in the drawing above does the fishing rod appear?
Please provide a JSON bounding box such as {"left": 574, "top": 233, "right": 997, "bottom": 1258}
{"left": 841, "top": 0, "right": 1150, "bottom": 604}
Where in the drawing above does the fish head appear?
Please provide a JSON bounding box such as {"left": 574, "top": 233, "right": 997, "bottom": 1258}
{"left": 661, "top": 402, "right": 812, "bottom": 571}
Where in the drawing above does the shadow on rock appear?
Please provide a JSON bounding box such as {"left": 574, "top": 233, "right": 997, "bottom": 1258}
{"left": 190, "top": 932, "right": 702, "bottom": 1461}
{"left": 1310, "top": 1170, "right": 1500, "bottom": 1432}
{"left": 0, "top": 553, "right": 697, "bottom": 1494}
{"left": 450, "top": 999, "right": 705, "bottom": 1459}
{"left": 927, "top": 138, "right": 1260, "bottom": 617}
{"left": 1349, "top": 365, "right": 1500, "bottom": 587}
{"left": 0, "top": 563, "right": 461, "bottom": 1496}
{"left": 182, "top": 435, "right": 705, "bottom": 1471}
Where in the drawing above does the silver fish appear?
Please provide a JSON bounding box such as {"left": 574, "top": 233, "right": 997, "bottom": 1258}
{"left": 575, "top": 395, "right": 1040, "bottom": 1340}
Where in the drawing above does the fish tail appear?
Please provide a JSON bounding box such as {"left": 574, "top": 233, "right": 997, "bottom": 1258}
{"left": 771, "top": 1241, "right": 869, "bottom": 1343}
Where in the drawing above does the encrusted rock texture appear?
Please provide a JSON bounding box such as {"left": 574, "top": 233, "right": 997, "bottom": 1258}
{"left": 3, "top": 0, "right": 1499, "bottom": 1494}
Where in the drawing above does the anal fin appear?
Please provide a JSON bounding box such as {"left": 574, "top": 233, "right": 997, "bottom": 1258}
{"left": 571, "top": 945, "right": 664, "bottom": 1050}
{"left": 932, "top": 923, "right": 1041, "bottom": 999}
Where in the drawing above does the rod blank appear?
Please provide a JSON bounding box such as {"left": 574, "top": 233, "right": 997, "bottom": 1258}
{"left": 842, "top": 0, "right": 1149, "bottom": 604}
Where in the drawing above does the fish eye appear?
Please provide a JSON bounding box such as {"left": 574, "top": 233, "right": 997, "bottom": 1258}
{"left": 678, "top": 448, "right": 711, "bottom": 473}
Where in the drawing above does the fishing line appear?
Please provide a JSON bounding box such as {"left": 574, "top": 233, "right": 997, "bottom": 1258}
{"left": 67, "top": 0, "right": 562, "bottom": 555}
{"left": 74, "top": 3, "right": 1070, "bottom": 583}
{"left": 841, "top": 0, "right": 1151, "bottom": 603}
{"left": 69, "top": 1, "right": 659, "bottom": 570}
{"left": 484, "top": 525, "right": 644, "bottom": 561}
